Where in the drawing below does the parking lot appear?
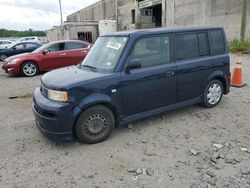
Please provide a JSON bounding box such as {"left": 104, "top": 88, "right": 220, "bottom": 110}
{"left": 0, "top": 54, "right": 250, "bottom": 188}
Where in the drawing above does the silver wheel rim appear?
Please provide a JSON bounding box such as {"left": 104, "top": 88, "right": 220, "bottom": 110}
{"left": 207, "top": 83, "right": 222, "bottom": 105}
{"left": 83, "top": 114, "right": 107, "bottom": 136}
{"left": 23, "top": 63, "right": 36, "bottom": 76}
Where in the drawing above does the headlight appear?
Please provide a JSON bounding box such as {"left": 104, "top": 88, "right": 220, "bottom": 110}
{"left": 8, "top": 58, "right": 20, "bottom": 64}
{"left": 47, "top": 89, "right": 68, "bottom": 102}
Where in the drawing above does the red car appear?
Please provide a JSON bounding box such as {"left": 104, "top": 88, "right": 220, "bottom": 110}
{"left": 2, "top": 40, "right": 92, "bottom": 77}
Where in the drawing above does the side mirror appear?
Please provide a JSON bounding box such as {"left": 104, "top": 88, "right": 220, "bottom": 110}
{"left": 125, "top": 59, "right": 142, "bottom": 72}
{"left": 12, "top": 46, "right": 17, "bottom": 50}
{"left": 42, "top": 49, "right": 48, "bottom": 54}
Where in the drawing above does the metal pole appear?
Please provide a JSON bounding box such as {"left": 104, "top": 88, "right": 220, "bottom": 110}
{"left": 59, "top": 0, "right": 64, "bottom": 40}
{"left": 116, "top": 0, "right": 118, "bottom": 31}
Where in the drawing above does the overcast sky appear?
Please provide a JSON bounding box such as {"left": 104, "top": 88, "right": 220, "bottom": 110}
{"left": 0, "top": 0, "right": 99, "bottom": 31}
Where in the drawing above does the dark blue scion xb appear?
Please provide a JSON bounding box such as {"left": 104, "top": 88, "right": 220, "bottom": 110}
{"left": 33, "top": 27, "right": 230, "bottom": 144}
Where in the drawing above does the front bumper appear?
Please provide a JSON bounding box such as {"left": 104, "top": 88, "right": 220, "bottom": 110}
{"left": 2, "top": 63, "right": 20, "bottom": 75}
{"left": 32, "top": 87, "right": 80, "bottom": 142}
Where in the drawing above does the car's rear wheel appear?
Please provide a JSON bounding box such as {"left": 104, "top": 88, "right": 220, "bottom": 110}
{"left": 203, "top": 79, "right": 223, "bottom": 108}
{"left": 0, "top": 54, "right": 7, "bottom": 61}
{"left": 75, "top": 105, "right": 115, "bottom": 144}
{"left": 21, "top": 62, "right": 38, "bottom": 77}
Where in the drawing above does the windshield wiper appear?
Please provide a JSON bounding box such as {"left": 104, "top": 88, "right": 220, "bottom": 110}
{"left": 81, "top": 64, "right": 97, "bottom": 71}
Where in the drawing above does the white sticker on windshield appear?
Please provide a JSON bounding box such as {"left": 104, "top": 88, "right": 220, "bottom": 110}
{"left": 106, "top": 62, "right": 112, "bottom": 66}
{"left": 106, "top": 41, "right": 122, "bottom": 50}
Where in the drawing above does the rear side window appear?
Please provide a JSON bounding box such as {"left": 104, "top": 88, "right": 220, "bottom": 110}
{"left": 209, "top": 30, "right": 225, "bottom": 55}
{"left": 175, "top": 33, "right": 199, "bottom": 60}
{"left": 26, "top": 43, "right": 37, "bottom": 48}
{"left": 65, "top": 42, "right": 88, "bottom": 50}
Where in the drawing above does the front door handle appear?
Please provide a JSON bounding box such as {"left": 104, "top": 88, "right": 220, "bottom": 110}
{"left": 60, "top": 53, "right": 66, "bottom": 56}
{"left": 164, "top": 71, "right": 175, "bottom": 77}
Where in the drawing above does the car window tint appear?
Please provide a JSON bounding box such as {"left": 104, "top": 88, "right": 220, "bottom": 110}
{"left": 175, "top": 33, "right": 199, "bottom": 60}
{"left": 127, "top": 35, "right": 171, "bottom": 68}
{"left": 198, "top": 33, "right": 209, "bottom": 56}
{"left": 65, "top": 42, "right": 88, "bottom": 50}
{"left": 47, "top": 43, "right": 65, "bottom": 52}
{"left": 209, "top": 30, "right": 225, "bottom": 55}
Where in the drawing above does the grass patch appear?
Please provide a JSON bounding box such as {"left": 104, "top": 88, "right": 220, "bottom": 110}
{"left": 229, "top": 39, "right": 250, "bottom": 53}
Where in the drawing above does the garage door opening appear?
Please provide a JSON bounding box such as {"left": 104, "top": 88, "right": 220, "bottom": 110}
{"left": 139, "top": 3, "right": 162, "bottom": 28}
{"left": 152, "top": 4, "right": 162, "bottom": 27}
{"left": 78, "top": 32, "right": 93, "bottom": 43}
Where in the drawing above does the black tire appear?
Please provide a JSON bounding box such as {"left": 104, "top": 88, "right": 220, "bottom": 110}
{"left": 75, "top": 105, "right": 115, "bottom": 144}
{"left": 0, "top": 54, "right": 7, "bottom": 61}
{"left": 21, "top": 62, "right": 38, "bottom": 77}
{"left": 203, "top": 79, "right": 223, "bottom": 108}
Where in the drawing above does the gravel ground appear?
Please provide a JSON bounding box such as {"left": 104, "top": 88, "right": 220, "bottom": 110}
{"left": 0, "top": 54, "right": 250, "bottom": 188}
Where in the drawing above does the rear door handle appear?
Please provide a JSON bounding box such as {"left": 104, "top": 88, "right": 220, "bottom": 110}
{"left": 81, "top": 50, "right": 87, "bottom": 53}
{"left": 60, "top": 53, "right": 66, "bottom": 56}
{"left": 164, "top": 71, "right": 175, "bottom": 77}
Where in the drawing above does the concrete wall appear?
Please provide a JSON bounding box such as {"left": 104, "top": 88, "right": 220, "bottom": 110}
{"left": 67, "top": 0, "right": 116, "bottom": 22}
{"left": 166, "top": 0, "right": 250, "bottom": 40}
{"left": 50, "top": 0, "right": 250, "bottom": 42}
{"left": 46, "top": 22, "right": 98, "bottom": 42}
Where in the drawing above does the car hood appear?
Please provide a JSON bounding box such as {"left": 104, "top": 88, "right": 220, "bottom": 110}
{"left": 42, "top": 66, "right": 110, "bottom": 90}
{"left": 5, "top": 53, "right": 30, "bottom": 61}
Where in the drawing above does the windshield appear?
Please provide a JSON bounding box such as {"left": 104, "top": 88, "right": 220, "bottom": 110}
{"left": 81, "top": 36, "right": 128, "bottom": 72}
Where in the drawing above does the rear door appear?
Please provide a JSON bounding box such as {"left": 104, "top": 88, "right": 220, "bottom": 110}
{"left": 174, "top": 32, "right": 211, "bottom": 102}
{"left": 24, "top": 43, "right": 40, "bottom": 52}
{"left": 64, "top": 42, "right": 90, "bottom": 65}
{"left": 121, "top": 35, "right": 176, "bottom": 116}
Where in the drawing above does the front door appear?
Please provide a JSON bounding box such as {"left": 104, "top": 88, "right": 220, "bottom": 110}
{"left": 121, "top": 35, "right": 176, "bottom": 117}
{"left": 41, "top": 42, "right": 71, "bottom": 70}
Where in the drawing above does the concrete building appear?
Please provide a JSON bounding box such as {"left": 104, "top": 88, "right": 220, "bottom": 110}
{"left": 47, "top": 0, "right": 116, "bottom": 42}
{"left": 47, "top": 0, "right": 250, "bottom": 42}
{"left": 117, "top": 0, "right": 250, "bottom": 41}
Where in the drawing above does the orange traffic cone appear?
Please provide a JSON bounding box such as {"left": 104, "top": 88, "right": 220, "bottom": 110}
{"left": 231, "top": 53, "right": 246, "bottom": 87}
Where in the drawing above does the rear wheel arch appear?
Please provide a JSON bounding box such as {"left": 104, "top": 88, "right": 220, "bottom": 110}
{"left": 212, "top": 76, "right": 227, "bottom": 94}
{"left": 206, "top": 71, "right": 227, "bottom": 94}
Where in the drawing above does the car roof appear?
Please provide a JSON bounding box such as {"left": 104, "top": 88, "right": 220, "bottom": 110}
{"left": 49, "top": 40, "right": 91, "bottom": 45}
{"left": 13, "top": 41, "right": 40, "bottom": 44}
{"left": 101, "top": 26, "right": 224, "bottom": 37}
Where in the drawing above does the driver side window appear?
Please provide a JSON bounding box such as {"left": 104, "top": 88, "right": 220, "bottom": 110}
{"left": 127, "top": 35, "right": 171, "bottom": 68}
{"left": 47, "top": 43, "right": 65, "bottom": 52}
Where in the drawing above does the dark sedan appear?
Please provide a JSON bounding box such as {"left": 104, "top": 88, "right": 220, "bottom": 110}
{"left": 0, "top": 42, "right": 42, "bottom": 61}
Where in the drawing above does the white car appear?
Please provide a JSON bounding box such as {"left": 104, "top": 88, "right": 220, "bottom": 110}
{"left": 17, "top": 36, "right": 41, "bottom": 44}
{"left": 0, "top": 40, "right": 13, "bottom": 49}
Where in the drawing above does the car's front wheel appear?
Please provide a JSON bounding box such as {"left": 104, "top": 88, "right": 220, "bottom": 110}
{"left": 203, "top": 79, "right": 223, "bottom": 108}
{"left": 21, "top": 62, "right": 38, "bottom": 77}
{"left": 75, "top": 105, "right": 115, "bottom": 144}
